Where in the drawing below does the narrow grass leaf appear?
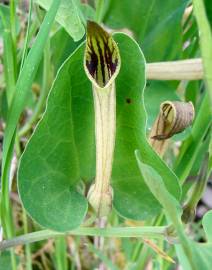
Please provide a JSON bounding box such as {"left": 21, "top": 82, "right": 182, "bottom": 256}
{"left": 0, "top": 0, "right": 61, "bottom": 238}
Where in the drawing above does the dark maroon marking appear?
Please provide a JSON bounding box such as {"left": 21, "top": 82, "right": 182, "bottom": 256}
{"left": 151, "top": 135, "right": 167, "bottom": 140}
{"left": 86, "top": 40, "right": 98, "bottom": 79}
{"left": 126, "top": 98, "right": 132, "bottom": 104}
{"left": 96, "top": 38, "right": 106, "bottom": 85}
{"left": 86, "top": 35, "right": 119, "bottom": 87}
{"left": 162, "top": 104, "right": 172, "bottom": 118}
{"left": 103, "top": 40, "right": 118, "bottom": 77}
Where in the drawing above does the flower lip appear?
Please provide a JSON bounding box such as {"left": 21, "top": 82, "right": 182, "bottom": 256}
{"left": 84, "top": 21, "right": 121, "bottom": 89}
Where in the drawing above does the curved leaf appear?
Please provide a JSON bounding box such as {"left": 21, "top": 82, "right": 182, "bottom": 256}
{"left": 112, "top": 34, "right": 181, "bottom": 220}
{"left": 35, "top": 0, "right": 85, "bottom": 41}
{"left": 176, "top": 210, "right": 212, "bottom": 270}
{"left": 202, "top": 210, "right": 212, "bottom": 242}
{"left": 18, "top": 33, "right": 181, "bottom": 231}
{"left": 18, "top": 43, "right": 95, "bottom": 231}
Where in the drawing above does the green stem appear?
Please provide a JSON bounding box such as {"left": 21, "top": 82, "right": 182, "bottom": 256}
{"left": 182, "top": 153, "right": 210, "bottom": 223}
{"left": 0, "top": 135, "right": 17, "bottom": 270}
{"left": 0, "top": 2, "right": 60, "bottom": 269}
{"left": 9, "top": 250, "right": 17, "bottom": 270}
{"left": 131, "top": 211, "right": 165, "bottom": 266}
{"left": 23, "top": 211, "right": 32, "bottom": 270}
{"left": 55, "top": 237, "right": 68, "bottom": 270}
{"left": 192, "top": 0, "right": 212, "bottom": 107}
{"left": 174, "top": 93, "right": 211, "bottom": 182}
{"left": 0, "top": 226, "right": 169, "bottom": 252}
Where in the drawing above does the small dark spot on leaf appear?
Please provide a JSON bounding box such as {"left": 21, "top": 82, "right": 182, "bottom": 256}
{"left": 146, "top": 81, "right": 151, "bottom": 87}
{"left": 126, "top": 98, "right": 132, "bottom": 104}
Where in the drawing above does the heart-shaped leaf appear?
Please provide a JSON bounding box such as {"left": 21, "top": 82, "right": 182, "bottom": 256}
{"left": 112, "top": 34, "right": 181, "bottom": 220}
{"left": 18, "top": 43, "right": 94, "bottom": 232}
{"left": 18, "top": 33, "right": 181, "bottom": 231}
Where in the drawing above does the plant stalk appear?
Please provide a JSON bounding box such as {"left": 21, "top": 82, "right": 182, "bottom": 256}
{"left": 146, "top": 58, "right": 203, "bottom": 80}
{"left": 192, "top": 0, "right": 212, "bottom": 106}
{"left": 182, "top": 153, "right": 210, "bottom": 223}
{"left": 0, "top": 226, "right": 169, "bottom": 252}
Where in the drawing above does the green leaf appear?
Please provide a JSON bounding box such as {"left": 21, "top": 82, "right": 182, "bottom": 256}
{"left": 0, "top": 252, "right": 19, "bottom": 270}
{"left": 0, "top": 2, "right": 20, "bottom": 106}
{"left": 193, "top": 0, "right": 212, "bottom": 105}
{"left": 112, "top": 34, "right": 181, "bottom": 220}
{"left": 204, "top": 0, "right": 212, "bottom": 27}
{"left": 80, "top": 3, "right": 95, "bottom": 21}
{"left": 202, "top": 210, "right": 212, "bottom": 242}
{"left": 18, "top": 33, "right": 181, "bottom": 231}
{"left": 190, "top": 210, "right": 212, "bottom": 270}
{"left": 35, "top": 0, "right": 85, "bottom": 41}
{"left": 190, "top": 243, "right": 212, "bottom": 270}
{"left": 135, "top": 151, "right": 182, "bottom": 220}
{"left": 51, "top": 27, "right": 82, "bottom": 72}
{"left": 104, "top": 0, "right": 188, "bottom": 61}
{"left": 135, "top": 152, "right": 203, "bottom": 270}
{"left": 176, "top": 210, "right": 212, "bottom": 270}
{"left": 2, "top": 0, "right": 61, "bottom": 170}
{"left": 18, "top": 43, "right": 93, "bottom": 231}
{"left": 0, "top": 4, "right": 10, "bottom": 34}
{"left": 1, "top": 0, "right": 61, "bottom": 239}
{"left": 0, "top": 3, "right": 20, "bottom": 36}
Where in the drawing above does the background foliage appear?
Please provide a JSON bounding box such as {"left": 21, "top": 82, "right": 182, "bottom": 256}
{"left": 0, "top": 0, "right": 211, "bottom": 269}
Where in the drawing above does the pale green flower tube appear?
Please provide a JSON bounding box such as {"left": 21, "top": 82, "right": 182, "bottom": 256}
{"left": 84, "top": 21, "right": 121, "bottom": 217}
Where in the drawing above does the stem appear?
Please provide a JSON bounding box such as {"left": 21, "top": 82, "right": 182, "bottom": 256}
{"left": 94, "top": 217, "right": 107, "bottom": 270}
{"left": 23, "top": 210, "right": 32, "bottom": 270}
{"left": 87, "top": 83, "right": 116, "bottom": 217}
{"left": 0, "top": 226, "right": 169, "bottom": 252}
{"left": 182, "top": 153, "right": 209, "bottom": 223}
{"left": 192, "top": 0, "right": 212, "bottom": 106}
{"left": 0, "top": 136, "right": 17, "bottom": 270}
{"left": 146, "top": 58, "right": 203, "bottom": 80}
{"left": 10, "top": 250, "right": 17, "bottom": 270}
{"left": 55, "top": 237, "right": 68, "bottom": 270}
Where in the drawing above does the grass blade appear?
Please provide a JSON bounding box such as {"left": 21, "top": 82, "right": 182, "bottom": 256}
{"left": 0, "top": 0, "right": 61, "bottom": 240}
{"left": 193, "top": 0, "right": 212, "bottom": 106}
